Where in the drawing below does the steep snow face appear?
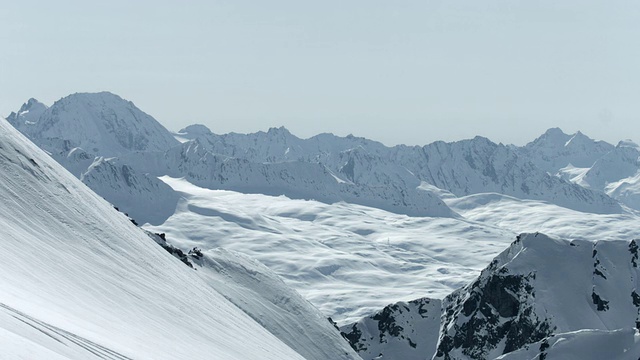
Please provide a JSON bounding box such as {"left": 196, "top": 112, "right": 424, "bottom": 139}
{"left": 434, "top": 233, "right": 640, "bottom": 360}
{"left": 340, "top": 297, "right": 441, "bottom": 360}
{"left": 0, "top": 119, "right": 310, "bottom": 359}
{"left": 521, "top": 128, "right": 614, "bottom": 174}
{"left": 10, "top": 92, "right": 179, "bottom": 157}
{"left": 190, "top": 248, "right": 360, "bottom": 360}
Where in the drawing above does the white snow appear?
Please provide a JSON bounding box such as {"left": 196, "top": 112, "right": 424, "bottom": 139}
{"left": 0, "top": 119, "right": 341, "bottom": 359}
{"left": 145, "top": 177, "right": 640, "bottom": 327}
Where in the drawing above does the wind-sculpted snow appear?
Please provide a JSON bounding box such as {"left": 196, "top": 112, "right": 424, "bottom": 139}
{"left": 145, "top": 176, "right": 514, "bottom": 324}
{"left": 434, "top": 233, "right": 640, "bottom": 360}
{"left": 0, "top": 118, "right": 318, "bottom": 359}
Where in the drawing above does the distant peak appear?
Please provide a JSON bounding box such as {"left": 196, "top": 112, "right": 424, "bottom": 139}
{"left": 617, "top": 139, "right": 639, "bottom": 149}
{"left": 541, "top": 127, "right": 571, "bottom": 141}
{"left": 527, "top": 127, "right": 572, "bottom": 147}
{"left": 19, "top": 98, "right": 48, "bottom": 112}
{"left": 469, "top": 135, "right": 495, "bottom": 146}
{"left": 56, "top": 92, "right": 129, "bottom": 107}
{"left": 179, "top": 124, "right": 212, "bottom": 135}
{"left": 545, "top": 127, "right": 567, "bottom": 136}
{"left": 6, "top": 97, "right": 48, "bottom": 125}
{"left": 267, "top": 126, "right": 291, "bottom": 134}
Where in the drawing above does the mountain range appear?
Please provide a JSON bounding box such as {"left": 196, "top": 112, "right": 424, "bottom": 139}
{"left": 3, "top": 91, "right": 640, "bottom": 359}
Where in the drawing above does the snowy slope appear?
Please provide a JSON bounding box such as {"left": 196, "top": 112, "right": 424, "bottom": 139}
{"left": 434, "top": 233, "right": 640, "bottom": 360}
{"left": 496, "top": 328, "right": 640, "bottom": 360}
{"left": 445, "top": 192, "right": 640, "bottom": 241}
{"left": 142, "top": 177, "right": 640, "bottom": 327}
{"left": 190, "top": 248, "right": 359, "bottom": 360}
{"left": 0, "top": 118, "right": 358, "bottom": 359}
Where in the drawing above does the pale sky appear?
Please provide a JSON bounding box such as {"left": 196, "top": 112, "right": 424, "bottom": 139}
{"left": 1, "top": 1, "right": 639, "bottom": 146}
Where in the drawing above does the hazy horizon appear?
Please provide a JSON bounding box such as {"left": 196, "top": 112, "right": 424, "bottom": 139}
{"left": 2, "top": 1, "right": 639, "bottom": 147}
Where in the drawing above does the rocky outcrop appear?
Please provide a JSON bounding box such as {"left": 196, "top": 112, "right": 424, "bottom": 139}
{"left": 340, "top": 297, "right": 441, "bottom": 360}
{"left": 434, "top": 233, "right": 640, "bottom": 359}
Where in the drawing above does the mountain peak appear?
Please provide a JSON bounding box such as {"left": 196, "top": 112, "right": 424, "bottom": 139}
{"left": 6, "top": 98, "right": 48, "bottom": 128}
{"left": 530, "top": 127, "right": 572, "bottom": 147}
{"left": 266, "top": 126, "right": 292, "bottom": 136}
{"left": 179, "top": 124, "right": 212, "bottom": 136}
{"left": 56, "top": 91, "right": 130, "bottom": 107}
{"left": 616, "top": 139, "right": 640, "bottom": 149}
{"left": 12, "top": 92, "right": 179, "bottom": 157}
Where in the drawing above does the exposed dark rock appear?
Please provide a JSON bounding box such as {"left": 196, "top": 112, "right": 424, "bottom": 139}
{"left": 592, "top": 291, "right": 609, "bottom": 311}
{"left": 341, "top": 324, "right": 367, "bottom": 352}
{"left": 435, "top": 270, "right": 553, "bottom": 359}
{"left": 372, "top": 304, "right": 405, "bottom": 341}
{"left": 631, "top": 240, "right": 639, "bottom": 267}
{"left": 189, "top": 247, "right": 203, "bottom": 259}
{"left": 632, "top": 290, "right": 640, "bottom": 307}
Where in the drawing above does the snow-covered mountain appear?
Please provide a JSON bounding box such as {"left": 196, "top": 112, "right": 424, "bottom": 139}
{"left": 10, "top": 92, "right": 179, "bottom": 157}
{"left": 496, "top": 328, "right": 640, "bottom": 360}
{"left": 6, "top": 97, "right": 48, "bottom": 132}
{"left": 110, "top": 139, "right": 456, "bottom": 219}
{"left": 7, "top": 94, "right": 629, "bottom": 223}
{"left": 434, "top": 233, "right": 640, "bottom": 359}
{"left": 520, "top": 127, "right": 614, "bottom": 174}
{"left": 0, "top": 118, "right": 359, "bottom": 359}
{"left": 340, "top": 297, "right": 442, "bottom": 360}
{"left": 339, "top": 233, "right": 640, "bottom": 360}
{"left": 175, "top": 124, "right": 621, "bottom": 214}
{"left": 8, "top": 91, "right": 640, "bottom": 359}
